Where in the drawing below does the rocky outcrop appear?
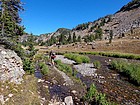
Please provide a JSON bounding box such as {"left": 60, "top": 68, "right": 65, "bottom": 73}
{"left": 72, "top": 7, "right": 140, "bottom": 39}
{"left": 0, "top": 46, "right": 25, "bottom": 84}
{"left": 117, "top": 0, "right": 140, "bottom": 12}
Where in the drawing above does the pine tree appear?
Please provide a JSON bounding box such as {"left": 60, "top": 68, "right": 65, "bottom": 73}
{"left": 67, "top": 33, "right": 72, "bottom": 43}
{"left": 0, "top": 0, "right": 24, "bottom": 37}
{"left": 109, "top": 30, "right": 113, "bottom": 43}
{"left": 73, "top": 32, "right": 77, "bottom": 43}
{"left": 59, "top": 34, "right": 66, "bottom": 45}
{"left": 77, "top": 35, "right": 81, "bottom": 42}
{"left": 94, "top": 28, "right": 103, "bottom": 40}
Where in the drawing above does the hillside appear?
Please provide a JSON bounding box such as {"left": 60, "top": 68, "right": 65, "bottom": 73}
{"left": 30, "top": 0, "right": 140, "bottom": 45}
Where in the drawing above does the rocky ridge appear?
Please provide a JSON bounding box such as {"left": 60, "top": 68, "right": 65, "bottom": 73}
{"left": 32, "top": 0, "right": 140, "bottom": 43}
{"left": 0, "top": 46, "right": 25, "bottom": 84}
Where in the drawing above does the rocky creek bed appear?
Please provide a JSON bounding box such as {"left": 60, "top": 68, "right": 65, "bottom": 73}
{"left": 54, "top": 55, "right": 140, "bottom": 105}
{"left": 35, "top": 54, "right": 140, "bottom": 105}
{"left": 35, "top": 62, "right": 86, "bottom": 105}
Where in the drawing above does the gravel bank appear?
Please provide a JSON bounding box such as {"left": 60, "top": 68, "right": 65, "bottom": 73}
{"left": 73, "top": 63, "right": 97, "bottom": 77}
{"left": 56, "top": 55, "right": 98, "bottom": 77}
{"left": 55, "top": 55, "right": 76, "bottom": 64}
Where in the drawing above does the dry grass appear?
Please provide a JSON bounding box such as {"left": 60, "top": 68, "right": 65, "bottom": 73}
{"left": 35, "top": 38, "right": 140, "bottom": 55}
{"left": 0, "top": 74, "right": 40, "bottom": 105}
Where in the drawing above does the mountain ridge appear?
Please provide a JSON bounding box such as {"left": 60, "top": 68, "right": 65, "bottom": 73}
{"left": 20, "top": 0, "right": 140, "bottom": 44}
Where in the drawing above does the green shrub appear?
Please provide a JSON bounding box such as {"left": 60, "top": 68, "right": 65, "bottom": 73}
{"left": 84, "top": 84, "right": 115, "bottom": 104}
{"left": 39, "top": 62, "right": 49, "bottom": 75}
{"left": 23, "top": 58, "right": 35, "bottom": 74}
{"left": 93, "top": 60, "right": 101, "bottom": 69}
{"left": 85, "top": 84, "right": 97, "bottom": 102}
{"left": 96, "top": 93, "right": 110, "bottom": 105}
{"left": 75, "top": 56, "right": 83, "bottom": 63}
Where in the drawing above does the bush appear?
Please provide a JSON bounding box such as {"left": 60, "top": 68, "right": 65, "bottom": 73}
{"left": 93, "top": 60, "right": 101, "bottom": 69}
{"left": 23, "top": 58, "right": 35, "bottom": 74}
{"left": 96, "top": 93, "right": 109, "bottom": 105}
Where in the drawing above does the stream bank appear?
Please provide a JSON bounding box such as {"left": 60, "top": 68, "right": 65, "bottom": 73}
{"left": 55, "top": 54, "right": 140, "bottom": 105}
{"left": 34, "top": 54, "right": 140, "bottom": 105}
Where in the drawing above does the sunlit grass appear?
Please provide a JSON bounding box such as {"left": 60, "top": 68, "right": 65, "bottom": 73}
{"left": 110, "top": 59, "right": 140, "bottom": 85}
{"left": 64, "top": 53, "right": 90, "bottom": 63}
{"left": 78, "top": 51, "right": 140, "bottom": 60}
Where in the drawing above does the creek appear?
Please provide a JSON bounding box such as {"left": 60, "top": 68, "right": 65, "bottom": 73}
{"left": 34, "top": 55, "right": 140, "bottom": 104}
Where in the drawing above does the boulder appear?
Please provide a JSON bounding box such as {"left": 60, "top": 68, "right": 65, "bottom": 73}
{"left": 64, "top": 96, "right": 73, "bottom": 105}
{"left": 0, "top": 46, "right": 25, "bottom": 84}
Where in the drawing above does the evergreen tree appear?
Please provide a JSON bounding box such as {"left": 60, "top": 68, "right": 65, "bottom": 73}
{"left": 77, "top": 35, "right": 81, "bottom": 42}
{"left": 90, "top": 34, "right": 95, "bottom": 41}
{"left": 67, "top": 33, "right": 72, "bottom": 43}
{"left": 73, "top": 32, "right": 76, "bottom": 43}
{"left": 94, "top": 28, "right": 103, "bottom": 40}
{"left": 0, "top": 0, "right": 24, "bottom": 37}
{"left": 109, "top": 30, "right": 113, "bottom": 43}
{"left": 59, "top": 34, "right": 66, "bottom": 45}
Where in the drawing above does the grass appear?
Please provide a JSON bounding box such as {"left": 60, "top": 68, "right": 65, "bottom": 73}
{"left": 33, "top": 54, "right": 50, "bottom": 63}
{"left": 39, "top": 62, "right": 49, "bottom": 75}
{"left": 54, "top": 60, "right": 73, "bottom": 75}
{"left": 110, "top": 59, "right": 140, "bottom": 85}
{"left": 64, "top": 53, "right": 90, "bottom": 63}
{"left": 54, "top": 51, "right": 140, "bottom": 60}
{"left": 33, "top": 54, "right": 50, "bottom": 75}
{"left": 54, "top": 59, "right": 82, "bottom": 82}
{"left": 93, "top": 60, "right": 101, "bottom": 69}
{"left": 78, "top": 51, "right": 140, "bottom": 60}
{"left": 0, "top": 75, "right": 40, "bottom": 105}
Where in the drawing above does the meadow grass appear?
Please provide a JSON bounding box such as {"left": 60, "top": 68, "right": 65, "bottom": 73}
{"left": 64, "top": 53, "right": 90, "bottom": 64}
{"left": 110, "top": 59, "right": 140, "bottom": 85}
{"left": 39, "top": 62, "right": 49, "bottom": 75}
{"left": 78, "top": 51, "right": 140, "bottom": 60}
{"left": 54, "top": 60, "right": 73, "bottom": 75}
{"left": 93, "top": 60, "right": 101, "bottom": 69}
{"left": 56, "top": 51, "right": 140, "bottom": 60}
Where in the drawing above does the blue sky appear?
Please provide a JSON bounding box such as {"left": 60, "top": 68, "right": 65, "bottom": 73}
{"left": 21, "top": 0, "right": 131, "bottom": 35}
